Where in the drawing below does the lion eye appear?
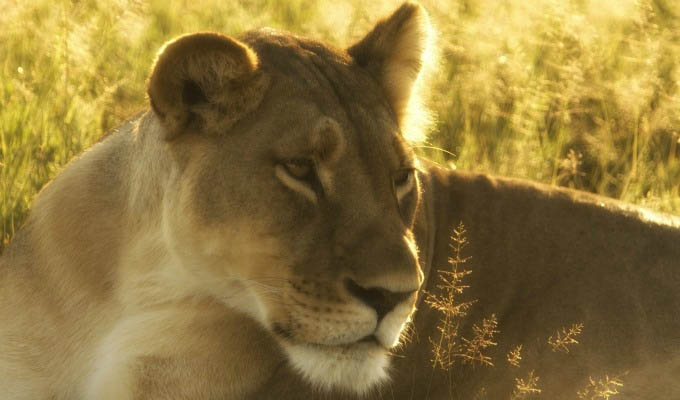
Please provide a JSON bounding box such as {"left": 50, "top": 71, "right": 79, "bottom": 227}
{"left": 283, "top": 159, "right": 315, "bottom": 182}
{"left": 393, "top": 169, "right": 415, "bottom": 199}
{"left": 276, "top": 158, "right": 322, "bottom": 203}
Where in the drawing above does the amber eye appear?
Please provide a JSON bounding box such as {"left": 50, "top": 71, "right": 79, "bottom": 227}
{"left": 276, "top": 158, "right": 323, "bottom": 202}
{"left": 394, "top": 169, "right": 413, "bottom": 186}
{"left": 283, "top": 159, "right": 316, "bottom": 183}
{"left": 393, "top": 168, "right": 415, "bottom": 199}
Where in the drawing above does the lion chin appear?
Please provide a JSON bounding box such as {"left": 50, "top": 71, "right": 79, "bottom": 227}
{"left": 281, "top": 340, "right": 390, "bottom": 396}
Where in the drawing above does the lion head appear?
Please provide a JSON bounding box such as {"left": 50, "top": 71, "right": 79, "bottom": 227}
{"left": 143, "top": 3, "right": 430, "bottom": 394}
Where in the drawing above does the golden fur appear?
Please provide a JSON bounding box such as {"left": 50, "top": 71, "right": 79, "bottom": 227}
{"left": 2, "top": 2, "right": 680, "bottom": 399}
{"left": 1, "top": 3, "right": 427, "bottom": 399}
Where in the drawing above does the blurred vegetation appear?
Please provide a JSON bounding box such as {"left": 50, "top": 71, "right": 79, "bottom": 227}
{"left": 1, "top": 0, "right": 679, "bottom": 251}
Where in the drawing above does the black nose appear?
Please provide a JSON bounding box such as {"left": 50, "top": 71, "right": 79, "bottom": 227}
{"left": 344, "top": 278, "right": 415, "bottom": 322}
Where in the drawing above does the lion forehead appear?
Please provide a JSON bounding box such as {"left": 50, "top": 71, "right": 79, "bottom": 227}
{"left": 242, "top": 30, "right": 397, "bottom": 126}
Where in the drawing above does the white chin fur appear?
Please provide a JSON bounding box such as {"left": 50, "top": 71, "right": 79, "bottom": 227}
{"left": 282, "top": 342, "right": 390, "bottom": 396}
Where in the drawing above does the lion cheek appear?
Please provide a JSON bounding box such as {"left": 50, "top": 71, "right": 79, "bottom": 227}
{"left": 160, "top": 210, "right": 288, "bottom": 322}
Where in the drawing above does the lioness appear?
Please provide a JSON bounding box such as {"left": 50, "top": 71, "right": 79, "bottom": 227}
{"left": 1, "top": 2, "right": 679, "bottom": 400}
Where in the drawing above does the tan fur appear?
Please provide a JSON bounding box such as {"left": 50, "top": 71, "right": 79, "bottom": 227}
{"left": 0, "top": 3, "right": 427, "bottom": 399}
{"left": 2, "top": 2, "right": 680, "bottom": 399}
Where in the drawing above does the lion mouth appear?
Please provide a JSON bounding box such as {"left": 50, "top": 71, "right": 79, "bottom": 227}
{"left": 271, "top": 322, "right": 386, "bottom": 348}
{"left": 284, "top": 334, "right": 384, "bottom": 351}
{"left": 356, "top": 334, "right": 381, "bottom": 346}
{"left": 311, "top": 339, "right": 383, "bottom": 356}
{"left": 318, "top": 334, "right": 383, "bottom": 352}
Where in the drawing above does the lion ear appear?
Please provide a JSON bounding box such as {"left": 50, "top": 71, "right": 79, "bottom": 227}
{"left": 147, "top": 32, "right": 268, "bottom": 140}
{"left": 348, "top": 2, "right": 430, "bottom": 124}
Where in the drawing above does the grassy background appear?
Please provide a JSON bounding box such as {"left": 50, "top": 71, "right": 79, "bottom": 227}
{"left": 1, "top": 0, "right": 679, "bottom": 252}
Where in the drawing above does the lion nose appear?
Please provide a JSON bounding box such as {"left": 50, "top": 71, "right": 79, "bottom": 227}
{"left": 344, "top": 278, "right": 415, "bottom": 322}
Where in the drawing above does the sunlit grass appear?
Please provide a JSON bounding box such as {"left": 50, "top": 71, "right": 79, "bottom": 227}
{"left": 1, "top": 0, "right": 679, "bottom": 251}
{"left": 423, "top": 0, "right": 680, "bottom": 213}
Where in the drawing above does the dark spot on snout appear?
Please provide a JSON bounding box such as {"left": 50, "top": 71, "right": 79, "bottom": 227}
{"left": 344, "top": 278, "right": 414, "bottom": 322}
{"left": 272, "top": 323, "right": 293, "bottom": 339}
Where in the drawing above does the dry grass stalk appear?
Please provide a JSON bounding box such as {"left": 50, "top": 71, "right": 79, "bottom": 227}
{"left": 426, "top": 222, "right": 500, "bottom": 369}
{"left": 507, "top": 344, "right": 523, "bottom": 367}
{"left": 459, "top": 314, "right": 498, "bottom": 367}
{"left": 548, "top": 323, "right": 584, "bottom": 353}
{"left": 510, "top": 370, "right": 542, "bottom": 399}
{"left": 577, "top": 374, "right": 624, "bottom": 400}
{"left": 424, "top": 222, "right": 475, "bottom": 370}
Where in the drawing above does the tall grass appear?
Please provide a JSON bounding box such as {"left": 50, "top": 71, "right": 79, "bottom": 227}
{"left": 1, "top": 0, "right": 679, "bottom": 251}
{"left": 424, "top": 0, "right": 680, "bottom": 213}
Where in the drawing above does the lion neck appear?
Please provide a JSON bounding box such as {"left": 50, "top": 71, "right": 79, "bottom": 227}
{"left": 9, "top": 112, "right": 181, "bottom": 307}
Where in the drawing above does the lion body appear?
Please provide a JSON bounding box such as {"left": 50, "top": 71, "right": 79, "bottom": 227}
{"left": 2, "top": 3, "right": 680, "bottom": 399}
{"left": 401, "top": 167, "right": 680, "bottom": 399}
